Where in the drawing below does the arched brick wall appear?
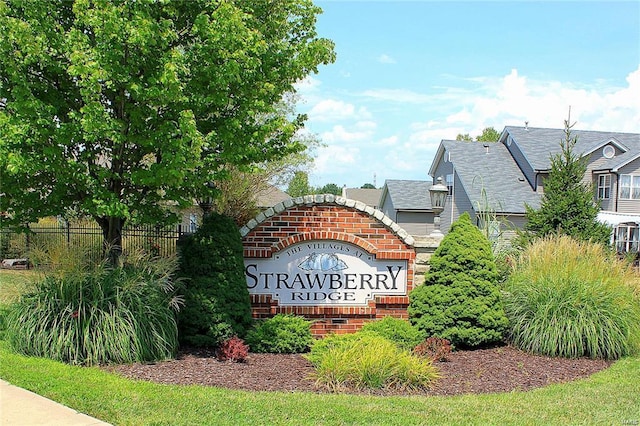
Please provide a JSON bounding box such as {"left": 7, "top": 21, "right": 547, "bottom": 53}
{"left": 241, "top": 194, "right": 416, "bottom": 337}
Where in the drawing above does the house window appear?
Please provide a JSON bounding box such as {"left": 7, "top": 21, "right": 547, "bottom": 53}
{"left": 620, "top": 174, "right": 640, "bottom": 200}
{"left": 603, "top": 145, "right": 615, "bottom": 159}
{"left": 597, "top": 174, "right": 611, "bottom": 199}
{"left": 446, "top": 174, "right": 454, "bottom": 195}
{"left": 189, "top": 213, "right": 198, "bottom": 233}
{"left": 615, "top": 223, "right": 639, "bottom": 253}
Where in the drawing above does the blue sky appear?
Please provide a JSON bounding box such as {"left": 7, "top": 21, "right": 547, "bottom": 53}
{"left": 295, "top": 1, "right": 640, "bottom": 189}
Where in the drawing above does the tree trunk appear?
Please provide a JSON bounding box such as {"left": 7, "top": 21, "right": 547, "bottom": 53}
{"left": 96, "top": 216, "right": 125, "bottom": 266}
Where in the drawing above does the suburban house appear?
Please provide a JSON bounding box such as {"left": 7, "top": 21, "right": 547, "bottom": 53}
{"left": 181, "top": 184, "right": 291, "bottom": 232}
{"left": 428, "top": 125, "right": 640, "bottom": 253}
{"left": 378, "top": 180, "right": 436, "bottom": 237}
{"left": 341, "top": 187, "right": 383, "bottom": 209}
{"left": 255, "top": 185, "right": 291, "bottom": 209}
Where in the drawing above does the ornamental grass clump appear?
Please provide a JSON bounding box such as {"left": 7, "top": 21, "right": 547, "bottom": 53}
{"left": 306, "top": 333, "right": 440, "bottom": 392}
{"left": 503, "top": 234, "right": 640, "bottom": 360}
{"left": 5, "top": 251, "right": 182, "bottom": 365}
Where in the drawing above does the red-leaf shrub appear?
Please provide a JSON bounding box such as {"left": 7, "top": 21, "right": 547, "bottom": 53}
{"left": 414, "top": 337, "right": 452, "bottom": 362}
{"left": 216, "top": 336, "right": 249, "bottom": 362}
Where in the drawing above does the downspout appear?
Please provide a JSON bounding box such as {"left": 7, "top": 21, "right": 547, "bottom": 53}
{"left": 613, "top": 171, "right": 619, "bottom": 250}
{"left": 451, "top": 165, "right": 455, "bottom": 224}
{"left": 613, "top": 171, "right": 619, "bottom": 212}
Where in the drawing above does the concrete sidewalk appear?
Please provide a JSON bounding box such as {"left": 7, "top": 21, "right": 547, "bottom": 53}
{"left": 0, "top": 380, "right": 112, "bottom": 425}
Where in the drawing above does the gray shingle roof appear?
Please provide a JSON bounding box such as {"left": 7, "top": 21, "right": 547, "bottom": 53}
{"left": 384, "top": 180, "right": 433, "bottom": 210}
{"left": 442, "top": 140, "right": 541, "bottom": 213}
{"left": 504, "top": 126, "right": 640, "bottom": 171}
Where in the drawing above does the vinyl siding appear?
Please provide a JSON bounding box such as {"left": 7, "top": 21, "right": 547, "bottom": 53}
{"left": 616, "top": 159, "right": 640, "bottom": 214}
{"left": 586, "top": 144, "right": 624, "bottom": 178}
{"left": 494, "top": 214, "right": 527, "bottom": 240}
{"left": 439, "top": 172, "right": 474, "bottom": 233}
{"left": 380, "top": 193, "right": 395, "bottom": 220}
{"left": 431, "top": 158, "right": 456, "bottom": 232}
{"left": 396, "top": 211, "right": 433, "bottom": 236}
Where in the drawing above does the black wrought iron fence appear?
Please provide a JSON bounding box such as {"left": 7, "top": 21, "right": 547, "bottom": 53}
{"left": 0, "top": 219, "right": 190, "bottom": 264}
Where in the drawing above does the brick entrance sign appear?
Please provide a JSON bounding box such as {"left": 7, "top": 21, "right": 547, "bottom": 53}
{"left": 241, "top": 194, "right": 416, "bottom": 337}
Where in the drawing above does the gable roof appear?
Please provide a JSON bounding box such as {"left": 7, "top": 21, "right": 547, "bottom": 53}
{"left": 502, "top": 126, "right": 640, "bottom": 172}
{"left": 440, "top": 140, "right": 541, "bottom": 214}
{"left": 382, "top": 180, "right": 433, "bottom": 211}
{"left": 342, "top": 188, "right": 382, "bottom": 208}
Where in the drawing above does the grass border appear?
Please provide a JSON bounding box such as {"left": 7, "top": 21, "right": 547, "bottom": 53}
{"left": 1, "top": 341, "right": 639, "bottom": 425}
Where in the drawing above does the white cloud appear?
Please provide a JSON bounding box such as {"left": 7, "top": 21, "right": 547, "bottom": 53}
{"left": 436, "top": 66, "right": 640, "bottom": 133}
{"left": 313, "top": 144, "right": 359, "bottom": 175}
{"left": 589, "top": 66, "right": 640, "bottom": 132}
{"left": 320, "top": 121, "right": 377, "bottom": 144}
{"left": 361, "top": 89, "right": 433, "bottom": 104}
{"left": 308, "top": 99, "right": 372, "bottom": 122}
{"left": 377, "top": 54, "right": 396, "bottom": 64}
{"left": 379, "top": 135, "right": 399, "bottom": 146}
{"left": 302, "top": 66, "right": 640, "bottom": 187}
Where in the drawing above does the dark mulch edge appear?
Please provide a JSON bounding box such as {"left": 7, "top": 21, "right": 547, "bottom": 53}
{"left": 103, "top": 344, "right": 612, "bottom": 397}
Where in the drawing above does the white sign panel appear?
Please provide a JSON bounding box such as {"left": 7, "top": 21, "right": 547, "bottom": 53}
{"left": 244, "top": 240, "right": 407, "bottom": 306}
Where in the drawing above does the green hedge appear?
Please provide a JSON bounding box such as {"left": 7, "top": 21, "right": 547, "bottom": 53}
{"left": 176, "top": 213, "right": 252, "bottom": 347}
{"left": 246, "top": 314, "right": 313, "bottom": 353}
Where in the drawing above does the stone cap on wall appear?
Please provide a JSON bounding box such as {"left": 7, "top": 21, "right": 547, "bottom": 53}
{"left": 240, "top": 193, "right": 415, "bottom": 247}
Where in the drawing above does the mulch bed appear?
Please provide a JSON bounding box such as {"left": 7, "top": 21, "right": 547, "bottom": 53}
{"left": 104, "top": 345, "right": 612, "bottom": 396}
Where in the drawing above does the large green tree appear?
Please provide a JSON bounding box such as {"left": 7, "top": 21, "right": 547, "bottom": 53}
{"left": 213, "top": 96, "right": 323, "bottom": 226}
{"left": 317, "top": 183, "right": 341, "bottom": 195}
{"left": 0, "top": 0, "right": 335, "bottom": 261}
{"left": 476, "top": 127, "right": 500, "bottom": 142}
{"left": 455, "top": 127, "right": 499, "bottom": 142}
{"left": 521, "top": 117, "right": 611, "bottom": 245}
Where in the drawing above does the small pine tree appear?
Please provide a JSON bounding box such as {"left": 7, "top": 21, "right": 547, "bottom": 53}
{"left": 176, "top": 212, "right": 253, "bottom": 347}
{"left": 521, "top": 116, "right": 611, "bottom": 245}
{"left": 408, "top": 212, "right": 508, "bottom": 348}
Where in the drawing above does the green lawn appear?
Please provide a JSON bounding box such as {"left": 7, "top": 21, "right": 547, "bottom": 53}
{"left": 1, "top": 269, "right": 639, "bottom": 425}
{"left": 1, "top": 343, "right": 639, "bottom": 425}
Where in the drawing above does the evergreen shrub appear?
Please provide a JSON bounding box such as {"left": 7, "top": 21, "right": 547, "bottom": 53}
{"left": 503, "top": 235, "right": 640, "bottom": 359}
{"left": 176, "top": 212, "right": 252, "bottom": 347}
{"left": 408, "top": 212, "right": 509, "bottom": 348}
{"left": 245, "top": 314, "right": 313, "bottom": 353}
{"left": 360, "top": 316, "right": 425, "bottom": 351}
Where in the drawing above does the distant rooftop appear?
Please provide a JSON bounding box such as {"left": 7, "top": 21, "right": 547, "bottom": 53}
{"left": 383, "top": 180, "right": 433, "bottom": 211}
{"left": 341, "top": 188, "right": 383, "bottom": 208}
{"left": 255, "top": 185, "right": 290, "bottom": 208}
